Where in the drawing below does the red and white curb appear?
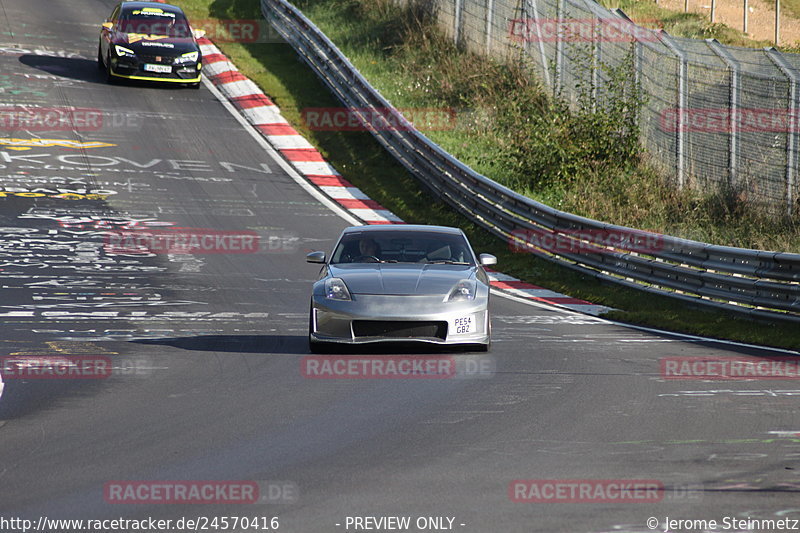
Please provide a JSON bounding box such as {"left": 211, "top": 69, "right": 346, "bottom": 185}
{"left": 198, "top": 36, "right": 612, "bottom": 316}
{"left": 485, "top": 269, "right": 612, "bottom": 315}
{"left": 199, "top": 37, "right": 400, "bottom": 225}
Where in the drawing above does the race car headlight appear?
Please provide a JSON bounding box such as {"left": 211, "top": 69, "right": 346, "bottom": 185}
{"left": 114, "top": 45, "right": 136, "bottom": 57}
{"left": 445, "top": 279, "right": 477, "bottom": 302}
{"left": 174, "top": 51, "right": 199, "bottom": 64}
{"left": 325, "top": 278, "right": 352, "bottom": 301}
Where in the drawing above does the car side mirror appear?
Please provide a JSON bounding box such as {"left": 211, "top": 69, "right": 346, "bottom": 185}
{"left": 479, "top": 253, "right": 497, "bottom": 266}
{"left": 102, "top": 22, "right": 113, "bottom": 29}
{"left": 306, "top": 251, "right": 326, "bottom": 264}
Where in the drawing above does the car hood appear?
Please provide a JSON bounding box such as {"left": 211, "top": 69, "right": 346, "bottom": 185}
{"left": 114, "top": 34, "right": 198, "bottom": 55}
{"left": 329, "top": 263, "right": 476, "bottom": 295}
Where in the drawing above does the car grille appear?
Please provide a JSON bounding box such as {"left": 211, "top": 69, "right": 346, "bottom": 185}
{"left": 138, "top": 54, "right": 174, "bottom": 64}
{"left": 352, "top": 321, "right": 448, "bottom": 340}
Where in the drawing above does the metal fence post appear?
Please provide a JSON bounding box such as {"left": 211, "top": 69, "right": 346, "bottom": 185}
{"left": 591, "top": 15, "right": 599, "bottom": 112}
{"left": 454, "top": 0, "right": 462, "bottom": 46}
{"left": 612, "top": 9, "right": 640, "bottom": 99}
{"left": 554, "top": 0, "right": 566, "bottom": 96}
{"left": 707, "top": 39, "right": 739, "bottom": 189}
{"left": 526, "top": 0, "right": 552, "bottom": 88}
{"left": 767, "top": 47, "right": 798, "bottom": 215}
{"left": 486, "top": 0, "right": 494, "bottom": 55}
{"left": 744, "top": 0, "right": 749, "bottom": 33}
{"left": 659, "top": 31, "right": 688, "bottom": 189}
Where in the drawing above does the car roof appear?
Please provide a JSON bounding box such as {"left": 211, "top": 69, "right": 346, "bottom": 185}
{"left": 120, "top": 1, "right": 185, "bottom": 15}
{"left": 341, "top": 225, "right": 463, "bottom": 235}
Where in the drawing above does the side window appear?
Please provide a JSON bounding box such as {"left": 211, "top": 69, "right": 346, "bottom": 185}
{"left": 110, "top": 6, "right": 123, "bottom": 32}
{"left": 332, "top": 238, "right": 360, "bottom": 264}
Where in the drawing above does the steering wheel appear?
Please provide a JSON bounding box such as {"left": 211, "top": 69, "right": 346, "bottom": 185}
{"left": 356, "top": 255, "right": 381, "bottom": 263}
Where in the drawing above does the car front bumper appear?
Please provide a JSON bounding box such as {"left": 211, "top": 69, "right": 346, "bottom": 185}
{"left": 110, "top": 57, "right": 202, "bottom": 83}
{"left": 310, "top": 294, "right": 490, "bottom": 346}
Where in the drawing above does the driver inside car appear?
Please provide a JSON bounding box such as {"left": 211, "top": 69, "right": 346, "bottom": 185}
{"left": 358, "top": 237, "right": 381, "bottom": 261}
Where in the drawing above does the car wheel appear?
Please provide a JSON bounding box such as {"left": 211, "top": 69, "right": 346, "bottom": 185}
{"left": 308, "top": 339, "right": 331, "bottom": 354}
{"left": 308, "top": 305, "right": 323, "bottom": 353}
{"left": 105, "top": 54, "right": 115, "bottom": 84}
{"left": 308, "top": 305, "right": 337, "bottom": 353}
{"left": 475, "top": 317, "right": 491, "bottom": 352}
{"left": 97, "top": 46, "right": 104, "bottom": 70}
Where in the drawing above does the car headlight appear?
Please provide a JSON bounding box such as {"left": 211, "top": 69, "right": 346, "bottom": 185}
{"left": 114, "top": 45, "right": 135, "bottom": 57}
{"left": 174, "top": 51, "right": 199, "bottom": 64}
{"left": 324, "top": 278, "right": 352, "bottom": 301}
{"left": 445, "top": 279, "right": 477, "bottom": 302}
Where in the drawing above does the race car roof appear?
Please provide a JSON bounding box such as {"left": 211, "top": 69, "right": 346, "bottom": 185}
{"left": 120, "top": 1, "right": 185, "bottom": 16}
{"left": 341, "top": 225, "right": 464, "bottom": 235}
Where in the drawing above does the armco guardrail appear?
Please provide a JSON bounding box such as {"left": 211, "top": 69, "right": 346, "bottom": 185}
{"left": 260, "top": 0, "right": 800, "bottom": 322}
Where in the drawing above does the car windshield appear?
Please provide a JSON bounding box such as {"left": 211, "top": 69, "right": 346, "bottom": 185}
{"left": 330, "top": 231, "right": 474, "bottom": 265}
{"left": 119, "top": 9, "right": 191, "bottom": 38}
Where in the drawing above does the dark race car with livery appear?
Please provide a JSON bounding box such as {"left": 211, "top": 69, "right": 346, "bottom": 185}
{"left": 98, "top": 1, "right": 202, "bottom": 87}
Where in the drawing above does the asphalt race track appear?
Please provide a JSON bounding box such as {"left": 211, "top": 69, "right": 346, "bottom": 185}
{"left": 1, "top": 1, "right": 800, "bottom": 532}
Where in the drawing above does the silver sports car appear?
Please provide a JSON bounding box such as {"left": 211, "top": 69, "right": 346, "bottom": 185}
{"left": 306, "top": 225, "right": 496, "bottom": 352}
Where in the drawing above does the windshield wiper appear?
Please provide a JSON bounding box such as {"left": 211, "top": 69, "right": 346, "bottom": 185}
{"left": 427, "top": 260, "right": 471, "bottom": 265}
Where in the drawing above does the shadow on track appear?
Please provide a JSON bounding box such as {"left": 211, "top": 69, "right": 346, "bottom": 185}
{"left": 133, "top": 335, "right": 485, "bottom": 355}
{"left": 18, "top": 55, "right": 194, "bottom": 89}
{"left": 0, "top": 378, "right": 107, "bottom": 421}
{"left": 309, "top": 343, "right": 488, "bottom": 355}
{"left": 18, "top": 55, "right": 106, "bottom": 84}
{"left": 133, "top": 335, "right": 310, "bottom": 354}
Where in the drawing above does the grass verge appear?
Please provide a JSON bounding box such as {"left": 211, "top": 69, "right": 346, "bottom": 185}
{"left": 176, "top": 0, "right": 800, "bottom": 350}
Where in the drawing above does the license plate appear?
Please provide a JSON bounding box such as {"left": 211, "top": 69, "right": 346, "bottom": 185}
{"left": 451, "top": 315, "right": 474, "bottom": 334}
{"left": 144, "top": 63, "right": 172, "bottom": 73}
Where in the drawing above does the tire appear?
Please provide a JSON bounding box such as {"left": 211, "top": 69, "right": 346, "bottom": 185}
{"left": 308, "top": 305, "right": 322, "bottom": 353}
{"left": 97, "top": 46, "right": 104, "bottom": 70}
{"left": 105, "top": 54, "right": 115, "bottom": 84}
{"left": 475, "top": 317, "right": 491, "bottom": 352}
{"left": 308, "top": 339, "right": 331, "bottom": 354}
{"left": 189, "top": 82, "right": 201, "bottom": 89}
{"left": 308, "top": 304, "right": 337, "bottom": 353}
